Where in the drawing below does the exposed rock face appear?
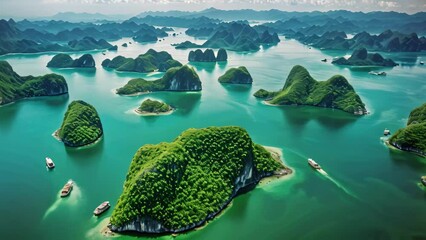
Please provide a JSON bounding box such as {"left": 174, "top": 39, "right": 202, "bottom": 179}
{"left": 389, "top": 103, "right": 426, "bottom": 157}
{"left": 116, "top": 65, "right": 201, "bottom": 95}
{"left": 109, "top": 126, "right": 289, "bottom": 234}
{"left": 165, "top": 65, "right": 202, "bottom": 91}
{"left": 47, "top": 54, "right": 95, "bottom": 68}
{"left": 218, "top": 66, "right": 253, "bottom": 84}
{"left": 332, "top": 48, "right": 398, "bottom": 67}
{"left": 216, "top": 48, "right": 228, "bottom": 61}
{"left": 0, "top": 60, "right": 68, "bottom": 105}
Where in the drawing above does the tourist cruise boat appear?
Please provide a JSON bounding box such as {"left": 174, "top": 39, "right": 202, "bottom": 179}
{"left": 45, "top": 157, "right": 55, "bottom": 169}
{"left": 60, "top": 179, "right": 73, "bottom": 197}
{"left": 93, "top": 201, "right": 111, "bottom": 216}
{"left": 308, "top": 158, "right": 321, "bottom": 170}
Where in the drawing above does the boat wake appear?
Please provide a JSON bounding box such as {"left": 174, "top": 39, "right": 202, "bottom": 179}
{"left": 43, "top": 183, "right": 82, "bottom": 219}
{"left": 317, "top": 169, "right": 359, "bottom": 200}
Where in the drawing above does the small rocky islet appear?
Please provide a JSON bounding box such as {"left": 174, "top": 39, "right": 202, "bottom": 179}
{"left": 57, "top": 100, "right": 103, "bottom": 148}
{"left": 188, "top": 48, "right": 228, "bottom": 62}
{"left": 218, "top": 66, "right": 253, "bottom": 84}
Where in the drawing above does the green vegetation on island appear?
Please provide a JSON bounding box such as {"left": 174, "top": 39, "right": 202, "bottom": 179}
{"left": 116, "top": 65, "right": 202, "bottom": 95}
{"left": 218, "top": 66, "right": 253, "bottom": 84}
{"left": 102, "top": 49, "right": 182, "bottom": 73}
{"left": 188, "top": 48, "right": 228, "bottom": 62}
{"left": 332, "top": 48, "right": 398, "bottom": 67}
{"left": 58, "top": 100, "right": 103, "bottom": 147}
{"left": 254, "top": 65, "right": 367, "bottom": 114}
{"left": 389, "top": 103, "right": 426, "bottom": 157}
{"left": 0, "top": 60, "right": 68, "bottom": 105}
{"left": 109, "top": 126, "right": 290, "bottom": 233}
{"left": 137, "top": 99, "right": 172, "bottom": 114}
{"left": 47, "top": 54, "right": 96, "bottom": 68}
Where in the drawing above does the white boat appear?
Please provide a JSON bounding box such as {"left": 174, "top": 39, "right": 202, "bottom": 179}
{"left": 45, "top": 157, "right": 55, "bottom": 169}
{"left": 93, "top": 201, "right": 111, "bottom": 216}
{"left": 420, "top": 61, "right": 424, "bottom": 65}
{"left": 60, "top": 180, "right": 73, "bottom": 198}
{"left": 308, "top": 158, "right": 321, "bottom": 170}
{"left": 369, "top": 71, "right": 386, "bottom": 76}
{"left": 384, "top": 128, "right": 391, "bottom": 136}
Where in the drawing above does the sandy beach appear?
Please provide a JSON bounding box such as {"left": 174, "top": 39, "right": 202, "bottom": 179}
{"left": 134, "top": 108, "right": 174, "bottom": 116}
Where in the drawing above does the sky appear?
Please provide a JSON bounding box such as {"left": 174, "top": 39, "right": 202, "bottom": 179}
{"left": 0, "top": 0, "right": 425, "bottom": 19}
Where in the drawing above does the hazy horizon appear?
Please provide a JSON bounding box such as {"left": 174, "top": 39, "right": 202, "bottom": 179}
{"left": 1, "top": 0, "right": 425, "bottom": 19}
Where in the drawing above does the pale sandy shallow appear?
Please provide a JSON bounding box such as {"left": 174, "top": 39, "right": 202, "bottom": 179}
{"left": 134, "top": 108, "right": 174, "bottom": 116}
{"left": 110, "top": 88, "right": 150, "bottom": 96}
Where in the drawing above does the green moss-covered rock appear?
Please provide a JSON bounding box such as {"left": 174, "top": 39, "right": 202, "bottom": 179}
{"left": 255, "top": 65, "right": 367, "bottom": 114}
{"left": 109, "top": 126, "right": 289, "bottom": 233}
{"left": 102, "top": 49, "right": 182, "bottom": 73}
{"left": 216, "top": 48, "right": 228, "bottom": 61}
{"left": 389, "top": 103, "right": 426, "bottom": 156}
{"left": 116, "top": 65, "right": 202, "bottom": 95}
{"left": 58, "top": 100, "right": 103, "bottom": 147}
{"left": 253, "top": 89, "right": 274, "bottom": 99}
{"left": 47, "top": 54, "right": 95, "bottom": 68}
{"left": 0, "top": 61, "right": 68, "bottom": 105}
{"left": 138, "top": 99, "right": 172, "bottom": 113}
{"left": 332, "top": 48, "right": 398, "bottom": 67}
{"left": 218, "top": 66, "right": 253, "bottom": 84}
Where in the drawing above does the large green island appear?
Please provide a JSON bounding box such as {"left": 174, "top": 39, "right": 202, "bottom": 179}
{"left": 0, "top": 60, "right": 68, "bottom": 105}
{"left": 57, "top": 100, "right": 103, "bottom": 147}
{"left": 254, "top": 65, "right": 367, "bottom": 115}
{"left": 388, "top": 103, "right": 426, "bottom": 157}
{"left": 109, "top": 126, "right": 291, "bottom": 234}
{"left": 116, "top": 65, "right": 202, "bottom": 95}
{"left": 102, "top": 49, "right": 182, "bottom": 73}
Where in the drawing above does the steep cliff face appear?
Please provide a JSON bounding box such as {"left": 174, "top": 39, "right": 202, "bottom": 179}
{"left": 116, "top": 65, "right": 201, "bottom": 95}
{"left": 389, "top": 103, "right": 426, "bottom": 156}
{"left": 109, "top": 126, "right": 288, "bottom": 234}
{"left": 0, "top": 61, "right": 68, "bottom": 105}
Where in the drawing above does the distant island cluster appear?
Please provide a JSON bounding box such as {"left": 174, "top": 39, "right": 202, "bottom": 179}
{"left": 0, "top": 7, "right": 425, "bottom": 238}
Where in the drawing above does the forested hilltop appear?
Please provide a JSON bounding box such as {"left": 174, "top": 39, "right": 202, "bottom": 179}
{"left": 58, "top": 100, "right": 103, "bottom": 147}
{"left": 389, "top": 103, "right": 426, "bottom": 157}
{"left": 0, "top": 60, "right": 68, "bottom": 105}
{"left": 109, "top": 126, "right": 290, "bottom": 234}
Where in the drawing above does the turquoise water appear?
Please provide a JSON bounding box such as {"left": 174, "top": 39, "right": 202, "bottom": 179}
{"left": 1, "top": 29, "right": 425, "bottom": 240}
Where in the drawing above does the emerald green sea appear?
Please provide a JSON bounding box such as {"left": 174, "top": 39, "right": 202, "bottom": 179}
{"left": 1, "top": 29, "right": 425, "bottom": 240}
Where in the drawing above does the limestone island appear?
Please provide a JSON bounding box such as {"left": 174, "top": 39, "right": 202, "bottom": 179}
{"left": 254, "top": 65, "right": 367, "bottom": 115}
{"left": 332, "top": 48, "right": 398, "bottom": 67}
{"left": 47, "top": 54, "right": 96, "bottom": 68}
{"left": 188, "top": 48, "right": 228, "bottom": 62}
{"left": 57, "top": 100, "right": 103, "bottom": 147}
{"left": 135, "top": 99, "right": 173, "bottom": 116}
{"left": 102, "top": 49, "right": 182, "bottom": 73}
{"left": 116, "top": 65, "right": 202, "bottom": 95}
{"left": 388, "top": 103, "right": 426, "bottom": 157}
{"left": 218, "top": 66, "right": 253, "bottom": 84}
{"left": 108, "top": 126, "right": 291, "bottom": 234}
{"left": 0, "top": 60, "right": 68, "bottom": 105}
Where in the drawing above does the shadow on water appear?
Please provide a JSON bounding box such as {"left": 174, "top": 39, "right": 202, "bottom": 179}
{"left": 158, "top": 92, "right": 201, "bottom": 116}
{"left": 388, "top": 149, "right": 426, "bottom": 171}
{"left": 50, "top": 68, "right": 97, "bottom": 77}
{"left": 0, "top": 103, "right": 20, "bottom": 132}
{"left": 43, "top": 94, "right": 69, "bottom": 108}
{"left": 189, "top": 62, "right": 217, "bottom": 73}
{"left": 279, "top": 105, "right": 358, "bottom": 131}
{"left": 217, "top": 61, "right": 228, "bottom": 70}
{"left": 65, "top": 137, "right": 105, "bottom": 163}
{"left": 221, "top": 84, "right": 252, "bottom": 93}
